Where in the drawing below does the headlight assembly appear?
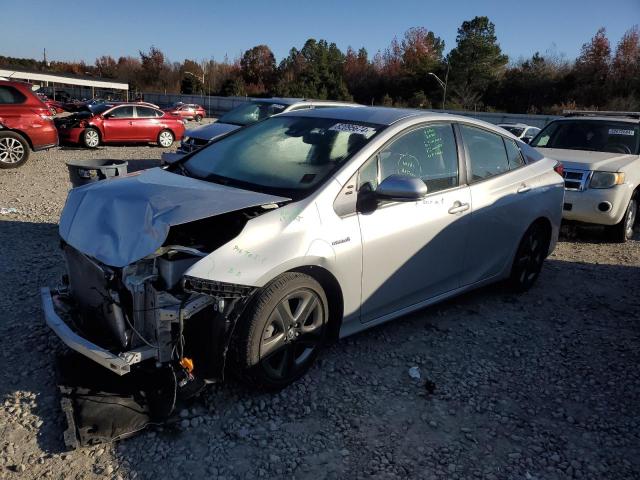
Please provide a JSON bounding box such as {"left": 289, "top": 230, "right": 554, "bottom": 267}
{"left": 589, "top": 171, "right": 625, "bottom": 189}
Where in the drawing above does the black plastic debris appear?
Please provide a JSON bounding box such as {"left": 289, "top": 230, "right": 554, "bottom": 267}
{"left": 66, "top": 159, "right": 128, "bottom": 188}
{"left": 56, "top": 354, "right": 162, "bottom": 449}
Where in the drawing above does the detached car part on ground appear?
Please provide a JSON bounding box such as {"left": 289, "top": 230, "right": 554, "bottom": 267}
{"left": 0, "top": 80, "right": 58, "bottom": 168}
{"left": 55, "top": 103, "right": 185, "bottom": 149}
{"left": 43, "top": 107, "right": 564, "bottom": 416}
{"left": 162, "top": 98, "right": 360, "bottom": 165}
{"left": 531, "top": 111, "right": 640, "bottom": 242}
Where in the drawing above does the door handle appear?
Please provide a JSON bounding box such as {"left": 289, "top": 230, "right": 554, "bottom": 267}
{"left": 448, "top": 201, "right": 470, "bottom": 214}
{"left": 128, "top": 121, "right": 133, "bottom": 125}
{"left": 517, "top": 184, "right": 531, "bottom": 194}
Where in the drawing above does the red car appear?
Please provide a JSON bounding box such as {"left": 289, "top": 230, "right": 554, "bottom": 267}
{"left": 37, "top": 93, "right": 66, "bottom": 115}
{"left": 56, "top": 103, "right": 186, "bottom": 148}
{"left": 0, "top": 81, "right": 58, "bottom": 168}
{"left": 163, "top": 103, "right": 206, "bottom": 122}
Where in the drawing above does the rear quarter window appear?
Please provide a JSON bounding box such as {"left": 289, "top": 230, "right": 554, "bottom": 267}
{"left": 0, "top": 86, "right": 27, "bottom": 104}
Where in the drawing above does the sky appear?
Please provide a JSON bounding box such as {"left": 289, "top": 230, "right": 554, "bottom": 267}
{"left": 1, "top": 0, "right": 638, "bottom": 65}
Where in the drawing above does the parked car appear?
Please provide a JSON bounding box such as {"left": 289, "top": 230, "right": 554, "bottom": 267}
{"left": 530, "top": 111, "right": 640, "bottom": 242}
{"left": 171, "top": 98, "right": 360, "bottom": 157}
{"left": 42, "top": 107, "right": 563, "bottom": 410}
{"left": 0, "top": 80, "right": 58, "bottom": 168}
{"left": 37, "top": 93, "right": 66, "bottom": 115}
{"left": 497, "top": 123, "right": 540, "bottom": 143}
{"left": 164, "top": 103, "right": 206, "bottom": 122}
{"left": 55, "top": 103, "right": 186, "bottom": 148}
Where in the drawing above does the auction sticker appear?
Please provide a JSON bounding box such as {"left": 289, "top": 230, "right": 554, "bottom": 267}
{"left": 609, "top": 129, "right": 635, "bottom": 136}
{"left": 329, "top": 123, "right": 376, "bottom": 135}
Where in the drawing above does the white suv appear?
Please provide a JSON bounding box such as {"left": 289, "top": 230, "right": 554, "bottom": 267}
{"left": 531, "top": 111, "right": 639, "bottom": 242}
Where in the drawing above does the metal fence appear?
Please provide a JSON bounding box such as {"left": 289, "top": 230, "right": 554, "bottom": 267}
{"left": 141, "top": 92, "right": 561, "bottom": 127}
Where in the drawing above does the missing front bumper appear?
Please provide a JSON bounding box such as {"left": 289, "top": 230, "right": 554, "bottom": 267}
{"left": 41, "top": 287, "right": 156, "bottom": 375}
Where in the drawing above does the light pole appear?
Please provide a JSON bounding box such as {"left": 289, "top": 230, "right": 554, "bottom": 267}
{"left": 428, "top": 63, "right": 449, "bottom": 110}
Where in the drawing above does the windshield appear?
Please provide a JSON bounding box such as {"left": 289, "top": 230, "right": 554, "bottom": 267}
{"left": 531, "top": 120, "right": 640, "bottom": 154}
{"left": 500, "top": 126, "right": 524, "bottom": 136}
{"left": 217, "top": 101, "right": 289, "bottom": 126}
{"left": 182, "top": 116, "right": 384, "bottom": 197}
{"left": 89, "top": 103, "right": 113, "bottom": 115}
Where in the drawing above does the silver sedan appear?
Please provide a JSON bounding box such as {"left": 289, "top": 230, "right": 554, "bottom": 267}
{"left": 43, "top": 107, "right": 564, "bottom": 407}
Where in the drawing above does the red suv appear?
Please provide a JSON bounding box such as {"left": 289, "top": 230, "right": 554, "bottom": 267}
{"left": 56, "top": 103, "right": 186, "bottom": 148}
{"left": 163, "top": 103, "right": 206, "bottom": 122}
{"left": 0, "top": 81, "right": 58, "bottom": 168}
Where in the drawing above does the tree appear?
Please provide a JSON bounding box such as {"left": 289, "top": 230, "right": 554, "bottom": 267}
{"left": 448, "top": 16, "right": 508, "bottom": 107}
{"left": 241, "top": 45, "right": 276, "bottom": 93}
{"left": 611, "top": 26, "right": 640, "bottom": 102}
{"left": 573, "top": 27, "right": 611, "bottom": 106}
{"left": 276, "top": 39, "right": 350, "bottom": 100}
{"left": 95, "top": 56, "right": 117, "bottom": 78}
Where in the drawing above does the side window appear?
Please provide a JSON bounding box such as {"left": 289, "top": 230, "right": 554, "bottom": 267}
{"left": 136, "top": 106, "right": 158, "bottom": 118}
{"left": 109, "top": 106, "right": 134, "bottom": 118}
{"left": 460, "top": 125, "right": 510, "bottom": 182}
{"left": 503, "top": 137, "right": 525, "bottom": 169}
{"left": 0, "top": 86, "right": 27, "bottom": 104}
{"left": 376, "top": 124, "right": 459, "bottom": 194}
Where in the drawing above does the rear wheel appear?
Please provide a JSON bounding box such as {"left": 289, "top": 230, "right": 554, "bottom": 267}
{"left": 508, "top": 222, "right": 549, "bottom": 292}
{"left": 194, "top": 114, "right": 202, "bottom": 122}
{"left": 607, "top": 195, "right": 637, "bottom": 243}
{"left": 0, "top": 132, "right": 30, "bottom": 169}
{"left": 82, "top": 128, "right": 100, "bottom": 148}
{"left": 158, "top": 129, "right": 174, "bottom": 148}
{"left": 232, "top": 273, "right": 328, "bottom": 389}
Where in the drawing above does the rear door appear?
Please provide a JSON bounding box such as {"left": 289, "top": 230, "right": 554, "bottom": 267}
{"left": 458, "top": 124, "right": 539, "bottom": 285}
{"left": 102, "top": 106, "right": 135, "bottom": 141}
{"left": 134, "top": 106, "right": 162, "bottom": 141}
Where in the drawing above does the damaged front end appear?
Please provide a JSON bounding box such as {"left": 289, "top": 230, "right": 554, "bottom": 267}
{"left": 43, "top": 168, "right": 289, "bottom": 420}
{"left": 43, "top": 241, "right": 255, "bottom": 394}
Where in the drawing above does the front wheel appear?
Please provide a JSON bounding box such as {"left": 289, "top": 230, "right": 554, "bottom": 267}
{"left": 82, "top": 128, "right": 100, "bottom": 148}
{"left": 607, "top": 196, "right": 637, "bottom": 243}
{"left": 232, "top": 273, "right": 328, "bottom": 389}
{"left": 507, "top": 222, "right": 549, "bottom": 292}
{"left": 158, "top": 130, "right": 174, "bottom": 148}
{"left": 0, "top": 132, "right": 30, "bottom": 168}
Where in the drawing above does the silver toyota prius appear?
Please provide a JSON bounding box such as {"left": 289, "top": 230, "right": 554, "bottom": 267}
{"left": 43, "top": 107, "right": 564, "bottom": 409}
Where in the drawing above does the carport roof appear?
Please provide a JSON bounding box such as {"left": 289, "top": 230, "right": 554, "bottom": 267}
{"left": 0, "top": 67, "right": 128, "bottom": 90}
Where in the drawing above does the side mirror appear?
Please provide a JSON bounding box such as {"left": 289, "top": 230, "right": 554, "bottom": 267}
{"left": 376, "top": 174, "right": 427, "bottom": 201}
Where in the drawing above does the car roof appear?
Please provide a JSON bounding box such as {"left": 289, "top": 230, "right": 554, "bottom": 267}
{"left": 497, "top": 123, "right": 534, "bottom": 128}
{"left": 281, "top": 106, "right": 468, "bottom": 126}
{"left": 250, "top": 97, "right": 358, "bottom": 107}
{"left": 553, "top": 116, "right": 639, "bottom": 124}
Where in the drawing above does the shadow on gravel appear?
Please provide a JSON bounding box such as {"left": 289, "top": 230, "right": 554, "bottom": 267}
{"left": 560, "top": 221, "right": 640, "bottom": 244}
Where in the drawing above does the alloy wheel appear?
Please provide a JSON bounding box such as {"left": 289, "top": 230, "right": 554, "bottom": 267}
{"left": 514, "top": 226, "right": 545, "bottom": 285}
{"left": 85, "top": 130, "right": 99, "bottom": 147}
{"left": 0, "top": 137, "right": 25, "bottom": 164}
{"left": 159, "top": 131, "right": 174, "bottom": 147}
{"left": 625, "top": 199, "right": 637, "bottom": 239}
{"left": 259, "top": 288, "right": 325, "bottom": 381}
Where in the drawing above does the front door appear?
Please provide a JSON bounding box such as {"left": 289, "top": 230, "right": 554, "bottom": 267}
{"left": 357, "top": 123, "right": 471, "bottom": 323}
{"left": 102, "top": 105, "right": 136, "bottom": 141}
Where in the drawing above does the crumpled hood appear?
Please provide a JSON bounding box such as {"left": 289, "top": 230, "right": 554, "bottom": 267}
{"left": 187, "top": 121, "right": 240, "bottom": 141}
{"left": 59, "top": 168, "right": 288, "bottom": 267}
{"left": 539, "top": 148, "right": 638, "bottom": 171}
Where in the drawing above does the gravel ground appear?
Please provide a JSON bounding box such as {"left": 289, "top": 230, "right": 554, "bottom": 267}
{"left": 0, "top": 140, "right": 639, "bottom": 480}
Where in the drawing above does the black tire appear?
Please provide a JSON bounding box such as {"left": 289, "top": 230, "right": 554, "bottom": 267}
{"left": 232, "top": 272, "right": 329, "bottom": 390}
{"left": 507, "top": 221, "right": 550, "bottom": 292}
{"left": 0, "top": 131, "right": 30, "bottom": 169}
{"left": 82, "top": 127, "right": 100, "bottom": 148}
{"left": 157, "top": 129, "right": 175, "bottom": 148}
{"left": 606, "top": 195, "right": 637, "bottom": 243}
{"left": 194, "top": 114, "right": 202, "bottom": 122}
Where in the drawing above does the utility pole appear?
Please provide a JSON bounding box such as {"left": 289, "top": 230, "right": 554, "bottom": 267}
{"left": 428, "top": 62, "right": 449, "bottom": 110}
